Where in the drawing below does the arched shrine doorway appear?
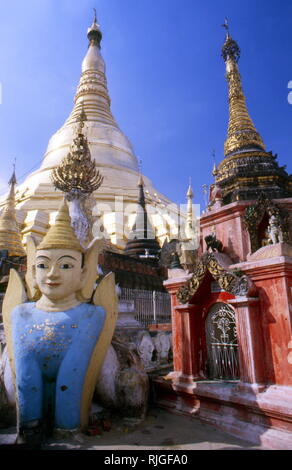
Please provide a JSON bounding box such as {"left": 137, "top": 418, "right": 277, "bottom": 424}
{"left": 205, "top": 302, "right": 239, "bottom": 380}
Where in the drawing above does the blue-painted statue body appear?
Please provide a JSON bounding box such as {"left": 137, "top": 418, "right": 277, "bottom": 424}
{"left": 12, "top": 302, "right": 105, "bottom": 430}
{"left": 3, "top": 201, "right": 117, "bottom": 444}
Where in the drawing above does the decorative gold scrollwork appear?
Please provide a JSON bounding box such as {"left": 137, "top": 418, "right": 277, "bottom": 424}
{"left": 176, "top": 252, "right": 252, "bottom": 304}
{"left": 176, "top": 260, "right": 206, "bottom": 304}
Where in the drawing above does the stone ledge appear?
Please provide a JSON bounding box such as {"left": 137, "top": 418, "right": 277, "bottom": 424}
{"left": 247, "top": 243, "right": 292, "bottom": 261}
{"left": 152, "top": 377, "right": 292, "bottom": 449}
{"left": 153, "top": 378, "right": 292, "bottom": 424}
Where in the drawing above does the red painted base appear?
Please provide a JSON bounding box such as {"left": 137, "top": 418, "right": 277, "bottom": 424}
{"left": 152, "top": 377, "right": 292, "bottom": 450}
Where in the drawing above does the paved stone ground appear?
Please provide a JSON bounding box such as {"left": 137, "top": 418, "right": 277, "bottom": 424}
{"left": 0, "top": 407, "right": 265, "bottom": 450}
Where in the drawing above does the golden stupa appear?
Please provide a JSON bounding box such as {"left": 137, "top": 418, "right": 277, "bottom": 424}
{"left": 2, "top": 13, "right": 181, "bottom": 249}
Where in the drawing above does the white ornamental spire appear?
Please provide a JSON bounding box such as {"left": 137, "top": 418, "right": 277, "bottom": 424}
{"left": 64, "top": 12, "right": 119, "bottom": 130}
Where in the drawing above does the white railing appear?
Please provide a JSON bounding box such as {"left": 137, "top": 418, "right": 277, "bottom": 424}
{"left": 119, "top": 287, "right": 171, "bottom": 327}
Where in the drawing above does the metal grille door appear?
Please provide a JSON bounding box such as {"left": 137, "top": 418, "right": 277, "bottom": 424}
{"left": 206, "top": 303, "right": 239, "bottom": 380}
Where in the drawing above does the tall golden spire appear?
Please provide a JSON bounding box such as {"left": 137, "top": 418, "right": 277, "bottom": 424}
{"left": 211, "top": 20, "right": 292, "bottom": 205}
{"left": 222, "top": 19, "right": 265, "bottom": 156}
{"left": 65, "top": 11, "right": 118, "bottom": 129}
{"left": 0, "top": 168, "right": 25, "bottom": 257}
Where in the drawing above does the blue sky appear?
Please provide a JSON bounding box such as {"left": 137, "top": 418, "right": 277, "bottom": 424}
{"left": 0, "top": 0, "right": 292, "bottom": 211}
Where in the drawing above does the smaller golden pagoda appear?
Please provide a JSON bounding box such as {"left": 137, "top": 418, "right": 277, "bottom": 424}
{"left": 0, "top": 169, "right": 25, "bottom": 257}
{"left": 215, "top": 20, "right": 292, "bottom": 204}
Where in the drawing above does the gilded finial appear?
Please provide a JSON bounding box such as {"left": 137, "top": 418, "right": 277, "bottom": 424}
{"left": 212, "top": 150, "right": 218, "bottom": 177}
{"left": 87, "top": 8, "right": 102, "bottom": 47}
{"left": 8, "top": 158, "right": 17, "bottom": 187}
{"left": 187, "top": 178, "right": 193, "bottom": 198}
{"left": 93, "top": 7, "right": 97, "bottom": 24}
{"left": 221, "top": 19, "right": 240, "bottom": 63}
{"left": 222, "top": 17, "right": 229, "bottom": 37}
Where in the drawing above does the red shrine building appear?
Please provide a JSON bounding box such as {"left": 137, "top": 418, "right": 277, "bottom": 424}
{"left": 153, "top": 29, "right": 292, "bottom": 449}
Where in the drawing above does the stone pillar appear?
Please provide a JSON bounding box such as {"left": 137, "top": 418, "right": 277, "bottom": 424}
{"left": 228, "top": 296, "right": 265, "bottom": 388}
{"left": 164, "top": 273, "right": 205, "bottom": 384}
{"left": 164, "top": 274, "right": 190, "bottom": 375}
{"left": 173, "top": 303, "right": 204, "bottom": 383}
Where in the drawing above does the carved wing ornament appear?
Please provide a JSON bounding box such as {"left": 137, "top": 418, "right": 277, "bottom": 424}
{"left": 176, "top": 260, "right": 206, "bottom": 304}
{"left": 81, "top": 272, "right": 118, "bottom": 428}
{"left": 176, "top": 252, "right": 253, "bottom": 304}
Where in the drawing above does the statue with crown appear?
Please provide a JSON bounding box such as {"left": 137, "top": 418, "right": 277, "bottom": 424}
{"left": 2, "top": 109, "right": 118, "bottom": 447}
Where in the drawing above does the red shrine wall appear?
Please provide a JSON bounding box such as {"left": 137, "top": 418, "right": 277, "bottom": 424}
{"left": 158, "top": 270, "right": 292, "bottom": 449}
{"left": 241, "top": 259, "right": 292, "bottom": 387}
{"left": 155, "top": 198, "right": 292, "bottom": 448}
{"left": 200, "top": 201, "right": 251, "bottom": 262}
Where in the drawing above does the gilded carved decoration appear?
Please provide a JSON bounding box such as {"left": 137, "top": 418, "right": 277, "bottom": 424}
{"left": 51, "top": 110, "right": 103, "bottom": 196}
{"left": 176, "top": 259, "right": 206, "bottom": 304}
{"left": 176, "top": 251, "right": 252, "bottom": 304}
{"left": 51, "top": 109, "right": 104, "bottom": 246}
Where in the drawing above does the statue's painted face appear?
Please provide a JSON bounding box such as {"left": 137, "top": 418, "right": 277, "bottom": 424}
{"left": 35, "top": 249, "right": 85, "bottom": 301}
